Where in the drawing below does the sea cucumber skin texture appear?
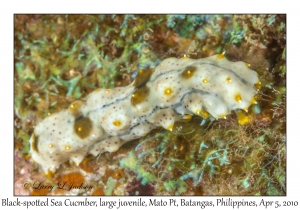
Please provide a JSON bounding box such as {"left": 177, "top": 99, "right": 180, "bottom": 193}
{"left": 29, "top": 54, "right": 259, "bottom": 172}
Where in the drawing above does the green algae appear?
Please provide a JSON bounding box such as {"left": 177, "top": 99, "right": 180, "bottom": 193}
{"left": 120, "top": 151, "right": 157, "bottom": 185}
{"left": 104, "top": 177, "right": 117, "bottom": 195}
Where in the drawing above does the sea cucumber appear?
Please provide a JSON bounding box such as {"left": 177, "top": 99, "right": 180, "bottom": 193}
{"left": 29, "top": 53, "right": 259, "bottom": 172}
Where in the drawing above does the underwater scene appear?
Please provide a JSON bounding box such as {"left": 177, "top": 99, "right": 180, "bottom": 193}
{"left": 14, "top": 14, "right": 286, "bottom": 195}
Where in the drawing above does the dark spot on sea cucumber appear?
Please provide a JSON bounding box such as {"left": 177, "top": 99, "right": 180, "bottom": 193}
{"left": 180, "top": 65, "right": 197, "bottom": 79}
{"left": 134, "top": 68, "right": 154, "bottom": 89}
{"left": 131, "top": 85, "right": 150, "bottom": 106}
{"left": 74, "top": 117, "right": 93, "bottom": 139}
{"left": 31, "top": 133, "right": 39, "bottom": 153}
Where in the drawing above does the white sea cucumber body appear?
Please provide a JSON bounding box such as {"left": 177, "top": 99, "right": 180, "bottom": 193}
{"left": 29, "top": 54, "right": 259, "bottom": 172}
